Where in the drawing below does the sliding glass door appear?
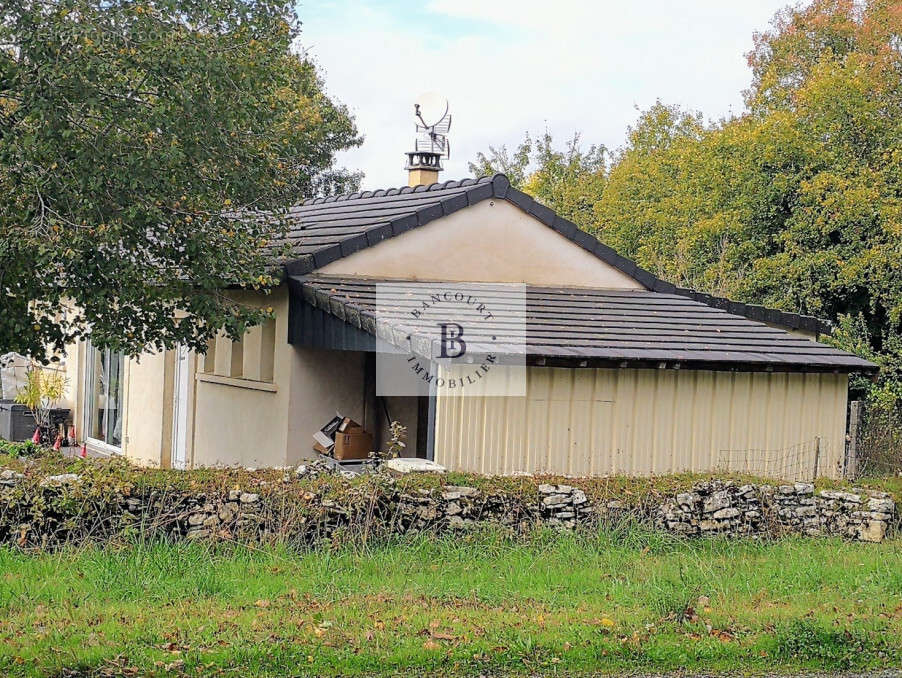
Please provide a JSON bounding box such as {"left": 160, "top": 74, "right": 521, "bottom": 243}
{"left": 84, "top": 343, "right": 124, "bottom": 450}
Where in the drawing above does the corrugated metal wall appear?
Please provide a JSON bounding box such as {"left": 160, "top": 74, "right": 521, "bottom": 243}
{"left": 434, "top": 367, "right": 849, "bottom": 479}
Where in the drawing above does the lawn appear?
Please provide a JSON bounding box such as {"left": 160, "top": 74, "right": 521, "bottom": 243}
{"left": 1, "top": 527, "right": 901, "bottom": 677}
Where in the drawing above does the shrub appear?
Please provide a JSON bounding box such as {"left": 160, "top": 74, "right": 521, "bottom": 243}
{"left": 858, "top": 399, "right": 902, "bottom": 477}
{"left": 0, "top": 440, "right": 40, "bottom": 458}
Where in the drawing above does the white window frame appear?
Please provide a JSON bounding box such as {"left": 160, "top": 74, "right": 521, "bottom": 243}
{"left": 83, "top": 342, "right": 124, "bottom": 454}
{"left": 171, "top": 344, "right": 190, "bottom": 470}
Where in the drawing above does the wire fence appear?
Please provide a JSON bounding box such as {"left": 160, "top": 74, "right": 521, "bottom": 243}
{"left": 716, "top": 438, "right": 824, "bottom": 482}
{"left": 850, "top": 400, "right": 902, "bottom": 480}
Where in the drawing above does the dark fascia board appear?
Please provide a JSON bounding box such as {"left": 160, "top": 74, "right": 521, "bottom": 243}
{"left": 525, "top": 355, "right": 873, "bottom": 374}
{"left": 279, "top": 173, "right": 832, "bottom": 335}
{"left": 290, "top": 277, "right": 875, "bottom": 374}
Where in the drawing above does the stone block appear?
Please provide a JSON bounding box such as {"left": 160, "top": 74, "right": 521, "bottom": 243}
{"left": 858, "top": 520, "right": 886, "bottom": 543}
{"left": 542, "top": 494, "right": 569, "bottom": 507}
{"left": 703, "top": 491, "right": 730, "bottom": 513}
{"left": 867, "top": 498, "right": 894, "bottom": 514}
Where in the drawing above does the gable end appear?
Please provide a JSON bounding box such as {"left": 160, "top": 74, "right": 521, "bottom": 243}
{"left": 279, "top": 174, "right": 831, "bottom": 335}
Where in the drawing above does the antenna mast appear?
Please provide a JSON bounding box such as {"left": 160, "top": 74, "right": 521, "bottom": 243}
{"left": 406, "top": 93, "right": 451, "bottom": 186}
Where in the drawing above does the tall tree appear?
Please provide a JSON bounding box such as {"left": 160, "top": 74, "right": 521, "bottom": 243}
{"left": 0, "top": 0, "right": 361, "bottom": 362}
{"left": 595, "top": 0, "right": 902, "bottom": 398}
{"left": 469, "top": 131, "right": 606, "bottom": 231}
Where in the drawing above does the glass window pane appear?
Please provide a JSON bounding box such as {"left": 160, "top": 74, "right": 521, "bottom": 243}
{"left": 88, "top": 345, "right": 104, "bottom": 441}
{"left": 85, "top": 343, "right": 124, "bottom": 449}
{"left": 106, "top": 351, "right": 124, "bottom": 447}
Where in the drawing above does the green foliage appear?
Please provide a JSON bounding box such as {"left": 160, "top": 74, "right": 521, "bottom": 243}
{"left": 473, "top": 0, "right": 902, "bottom": 402}
{"left": 596, "top": 0, "right": 902, "bottom": 402}
{"left": 0, "top": 440, "right": 38, "bottom": 458}
{"left": 13, "top": 368, "right": 67, "bottom": 432}
{"left": 0, "top": 0, "right": 361, "bottom": 362}
{"left": 370, "top": 420, "right": 406, "bottom": 461}
{"left": 469, "top": 131, "right": 606, "bottom": 231}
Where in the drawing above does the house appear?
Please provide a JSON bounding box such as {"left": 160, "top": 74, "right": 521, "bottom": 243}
{"left": 49, "top": 155, "right": 875, "bottom": 478}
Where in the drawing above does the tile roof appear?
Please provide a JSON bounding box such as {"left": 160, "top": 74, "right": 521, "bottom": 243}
{"left": 290, "top": 276, "right": 876, "bottom": 373}
{"left": 275, "top": 174, "right": 832, "bottom": 336}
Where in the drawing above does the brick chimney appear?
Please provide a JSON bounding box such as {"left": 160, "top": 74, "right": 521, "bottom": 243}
{"left": 405, "top": 150, "right": 442, "bottom": 187}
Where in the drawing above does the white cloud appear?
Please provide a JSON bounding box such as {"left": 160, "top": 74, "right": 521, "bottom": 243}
{"left": 300, "top": 0, "right": 787, "bottom": 190}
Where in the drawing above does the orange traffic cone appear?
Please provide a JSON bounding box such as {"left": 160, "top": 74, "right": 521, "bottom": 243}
{"left": 53, "top": 434, "right": 63, "bottom": 451}
{"left": 80, "top": 443, "right": 88, "bottom": 458}
{"left": 31, "top": 427, "right": 41, "bottom": 444}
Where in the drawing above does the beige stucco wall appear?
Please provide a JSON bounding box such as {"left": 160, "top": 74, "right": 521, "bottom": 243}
{"left": 284, "top": 350, "right": 421, "bottom": 464}
{"left": 286, "top": 347, "right": 368, "bottom": 466}
{"left": 61, "top": 287, "right": 290, "bottom": 468}
{"left": 319, "top": 200, "right": 645, "bottom": 289}
{"left": 62, "top": 339, "right": 170, "bottom": 465}
{"left": 434, "top": 366, "right": 849, "bottom": 479}
{"left": 120, "top": 352, "right": 169, "bottom": 466}
{"left": 192, "top": 287, "right": 291, "bottom": 467}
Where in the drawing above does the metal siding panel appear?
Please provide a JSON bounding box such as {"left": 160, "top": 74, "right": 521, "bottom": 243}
{"left": 764, "top": 372, "right": 787, "bottom": 458}
{"left": 569, "top": 397, "right": 592, "bottom": 475}
{"left": 827, "top": 373, "right": 848, "bottom": 477}
{"left": 606, "top": 369, "right": 622, "bottom": 475}
{"left": 548, "top": 399, "right": 572, "bottom": 473}
{"left": 746, "top": 373, "right": 770, "bottom": 474}
{"left": 549, "top": 368, "right": 574, "bottom": 473}
{"left": 613, "top": 369, "right": 638, "bottom": 474}
{"left": 730, "top": 373, "right": 752, "bottom": 471}
{"left": 505, "top": 389, "right": 529, "bottom": 474}
{"left": 435, "top": 391, "right": 460, "bottom": 471}
{"left": 631, "top": 370, "right": 656, "bottom": 475}
{"left": 710, "top": 372, "right": 734, "bottom": 471}
{"left": 431, "top": 366, "right": 850, "bottom": 479}
{"left": 526, "top": 369, "right": 551, "bottom": 473}
{"left": 590, "top": 369, "right": 614, "bottom": 475}
{"left": 653, "top": 370, "right": 677, "bottom": 474}
{"left": 466, "top": 396, "right": 486, "bottom": 473}
{"left": 433, "top": 393, "right": 450, "bottom": 469}
{"left": 690, "top": 371, "right": 713, "bottom": 472}
{"left": 784, "top": 373, "right": 804, "bottom": 466}
{"left": 671, "top": 371, "right": 696, "bottom": 473}
{"left": 483, "top": 396, "right": 506, "bottom": 474}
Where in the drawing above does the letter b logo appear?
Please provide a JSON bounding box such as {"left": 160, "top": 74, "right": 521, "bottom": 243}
{"left": 438, "top": 323, "right": 466, "bottom": 358}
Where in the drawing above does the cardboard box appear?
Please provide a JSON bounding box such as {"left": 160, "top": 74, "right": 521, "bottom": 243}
{"left": 333, "top": 428, "right": 373, "bottom": 460}
{"left": 313, "top": 413, "right": 373, "bottom": 460}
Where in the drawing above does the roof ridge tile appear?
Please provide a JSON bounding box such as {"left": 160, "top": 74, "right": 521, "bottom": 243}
{"left": 295, "top": 174, "right": 498, "bottom": 206}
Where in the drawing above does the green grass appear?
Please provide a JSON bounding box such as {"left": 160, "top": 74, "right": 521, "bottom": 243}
{"left": 1, "top": 527, "right": 901, "bottom": 677}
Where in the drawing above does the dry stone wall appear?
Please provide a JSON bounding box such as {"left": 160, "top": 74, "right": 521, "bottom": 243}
{"left": 657, "top": 481, "right": 896, "bottom": 542}
{"left": 0, "top": 464, "right": 896, "bottom": 548}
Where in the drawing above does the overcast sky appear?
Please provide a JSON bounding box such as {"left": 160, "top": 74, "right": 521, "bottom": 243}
{"left": 298, "top": 0, "right": 790, "bottom": 190}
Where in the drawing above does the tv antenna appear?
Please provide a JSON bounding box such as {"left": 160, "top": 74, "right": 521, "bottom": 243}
{"left": 414, "top": 92, "right": 451, "bottom": 159}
